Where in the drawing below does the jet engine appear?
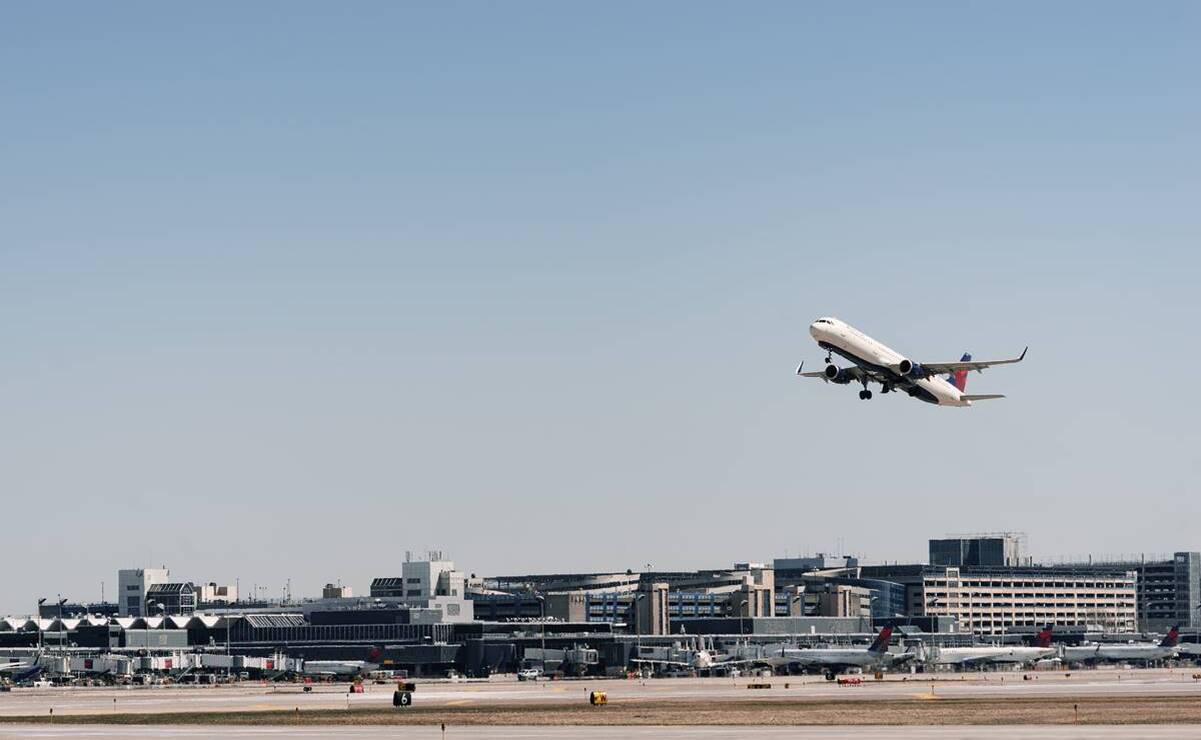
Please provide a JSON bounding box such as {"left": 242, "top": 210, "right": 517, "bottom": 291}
{"left": 896, "top": 359, "right": 925, "bottom": 379}
{"left": 823, "top": 364, "right": 854, "bottom": 384}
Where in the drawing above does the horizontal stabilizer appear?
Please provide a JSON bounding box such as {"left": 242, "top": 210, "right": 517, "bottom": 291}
{"left": 961, "top": 394, "right": 1005, "bottom": 401}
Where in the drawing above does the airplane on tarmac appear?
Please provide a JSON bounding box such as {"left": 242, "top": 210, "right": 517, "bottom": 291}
{"left": 0, "top": 652, "right": 47, "bottom": 683}
{"left": 928, "top": 625, "right": 1057, "bottom": 668}
{"left": 797, "top": 317, "right": 1026, "bottom": 406}
{"left": 763, "top": 627, "right": 916, "bottom": 680}
{"left": 298, "top": 646, "right": 384, "bottom": 678}
{"left": 631, "top": 637, "right": 756, "bottom": 674}
{"left": 1062, "top": 626, "right": 1180, "bottom": 663}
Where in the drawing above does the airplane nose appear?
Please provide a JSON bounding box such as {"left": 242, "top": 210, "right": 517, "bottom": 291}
{"left": 809, "top": 322, "right": 822, "bottom": 340}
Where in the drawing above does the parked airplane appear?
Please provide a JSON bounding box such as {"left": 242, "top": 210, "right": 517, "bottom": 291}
{"left": 797, "top": 317, "right": 1026, "bottom": 405}
{"left": 299, "top": 659, "right": 380, "bottom": 678}
{"left": 764, "top": 627, "right": 915, "bottom": 680}
{"left": 632, "top": 637, "right": 754, "bottom": 674}
{"left": 299, "top": 647, "right": 384, "bottom": 678}
{"left": 929, "top": 625, "right": 1056, "bottom": 668}
{"left": 0, "top": 652, "right": 46, "bottom": 683}
{"left": 1062, "top": 626, "right": 1180, "bottom": 663}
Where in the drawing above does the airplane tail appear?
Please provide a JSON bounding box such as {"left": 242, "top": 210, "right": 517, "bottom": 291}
{"left": 1034, "top": 624, "right": 1054, "bottom": 648}
{"left": 948, "top": 352, "right": 971, "bottom": 391}
{"left": 1160, "top": 625, "right": 1180, "bottom": 648}
{"left": 868, "top": 627, "right": 894, "bottom": 654}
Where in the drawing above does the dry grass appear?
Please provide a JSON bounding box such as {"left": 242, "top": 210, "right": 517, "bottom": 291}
{"left": 4, "top": 696, "right": 1201, "bottom": 726}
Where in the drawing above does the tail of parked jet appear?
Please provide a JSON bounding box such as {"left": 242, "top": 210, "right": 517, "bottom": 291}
{"left": 1160, "top": 625, "right": 1180, "bottom": 648}
{"left": 867, "top": 627, "right": 894, "bottom": 654}
{"left": 948, "top": 353, "right": 971, "bottom": 391}
{"left": 1034, "top": 624, "right": 1054, "bottom": 648}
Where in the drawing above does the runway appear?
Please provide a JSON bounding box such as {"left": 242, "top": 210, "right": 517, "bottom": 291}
{"left": 4, "top": 669, "right": 1201, "bottom": 717}
{"left": 3, "top": 726, "right": 1201, "bottom": 739}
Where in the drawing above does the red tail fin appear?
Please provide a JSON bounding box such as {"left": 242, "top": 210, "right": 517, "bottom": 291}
{"left": 948, "top": 352, "right": 971, "bottom": 391}
{"left": 868, "top": 627, "right": 893, "bottom": 653}
{"left": 1161, "top": 626, "right": 1180, "bottom": 648}
{"left": 1034, "top": 624, "right": 1054, "bottom": 648}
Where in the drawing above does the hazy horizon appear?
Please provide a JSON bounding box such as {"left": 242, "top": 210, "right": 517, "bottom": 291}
{"left": 2, "top": 2, "right": 1199, "bottom": 614}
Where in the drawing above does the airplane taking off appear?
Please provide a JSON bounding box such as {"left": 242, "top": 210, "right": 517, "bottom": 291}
{"left": 797, "top": 317, "right": 1026, "bottom": 406}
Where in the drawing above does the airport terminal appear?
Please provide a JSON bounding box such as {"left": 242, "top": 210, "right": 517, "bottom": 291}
{"left": 3, "top": 535, "right": 1200, "bottom": 685}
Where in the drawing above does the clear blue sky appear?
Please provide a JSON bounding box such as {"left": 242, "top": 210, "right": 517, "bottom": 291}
{"left": 2, "top": 3, "right": 1199, "bottom": 613}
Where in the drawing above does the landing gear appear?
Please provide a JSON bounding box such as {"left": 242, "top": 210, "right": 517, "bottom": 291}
{"left": 824, "top": 670, "right": 836, "bottom": 681}
{"left": 881, "top": 384, "right": 892, "bottom": 394}
{"left": 824, "top": 353, "right": 832, "bottom": 364}
{"left": 858, "top": 389, "right": 873, "bottom": 400}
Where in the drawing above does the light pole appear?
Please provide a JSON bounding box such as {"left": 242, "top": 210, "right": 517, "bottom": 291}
{"left": 55, "top": 598, "right": 68, "bottom": 653}
{"left": 632, "top": 592, "right": 646, "bottom": 670}
{"left": 36, "top": 598, "right": 46, "bottom": 651}
{"left": 536, "top": 595, "right": 546, "bottom": 671}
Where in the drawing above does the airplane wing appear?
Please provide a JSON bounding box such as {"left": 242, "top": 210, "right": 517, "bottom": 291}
{"left": 915, "top": 347, "right": 1027, "bottom": 378}
{"left": 631, "top": 659, "right": 694, "bottom": 668}
{"left": 795, "top": 363, "right": 868, "bottom": 381}
{"left": 710, "top": 657, "right": 765, "bottom": 667}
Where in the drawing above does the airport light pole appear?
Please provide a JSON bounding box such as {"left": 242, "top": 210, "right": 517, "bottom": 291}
{"left": 537, "top": 595, "right": 546, "bottom": 669}
{"left": 36, "top": 598, "right": 46, "bottom": 651}
{"left": 56, "top": 598, "right": 68, "bottom": 654}
{"left": 632, "top": 592, "right": 646, "bottom": 669}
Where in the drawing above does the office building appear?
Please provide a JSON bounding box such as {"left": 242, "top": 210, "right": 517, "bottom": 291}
{"left": 863, "top": 563, "right": 1138, "bottom": 635}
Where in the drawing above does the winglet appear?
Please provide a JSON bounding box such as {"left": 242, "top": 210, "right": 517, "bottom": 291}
{"left": 980, "top": 346, "right": 1027, "bottom": 373}
{"left": 796, "top": 362, "right": 803, "bottom": 376}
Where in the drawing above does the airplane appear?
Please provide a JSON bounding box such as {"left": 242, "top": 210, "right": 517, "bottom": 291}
{"left": 0, "top": 652, "right": 47, "bottom": 683}
{"left": 928, "top": 625, "right": 1056, "bottom": 668}
{"left": 298, "top": 646, "right": 384, "bottom": 678}
{"left": 299, "top": 659, "right": 380, "bottom": 678}
{"left": 631, "top": 637, "right": 757, "bottom": 674}
{"left": 763, "top": 627, "right": 916, "bottom": 680}
{"left": 797, "top": 317, "right": 1026, "bottom": 406}
{"left": 1062, "top": 626, "right": 1180, "bottom": 663}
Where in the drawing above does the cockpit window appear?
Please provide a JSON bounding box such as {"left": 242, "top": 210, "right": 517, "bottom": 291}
{"left": 814, "top": 319, "right": 832, "bottom": 324}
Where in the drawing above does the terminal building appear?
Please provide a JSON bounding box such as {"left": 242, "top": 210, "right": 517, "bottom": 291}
{"left": 117, "top": 568, "right": 170, "bottom": 617}
{"left": 369, "top": 555, "right": 473, "bottom": 623}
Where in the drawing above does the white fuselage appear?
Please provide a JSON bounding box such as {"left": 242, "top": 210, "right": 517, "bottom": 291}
{"left": 809, "top": 318, "right": 969, "bottom": 406}
{"left": 932, "top": 645, "right": 1056, "bottom": 666}
{"left": 1062, "top": 644, "right": 1176, "bottom": 663}
{"left": 300, "top": 660, "right": 377, "bottom": 677}
{"left": 766, "top": 646, "right": 892, "bottom": 670}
